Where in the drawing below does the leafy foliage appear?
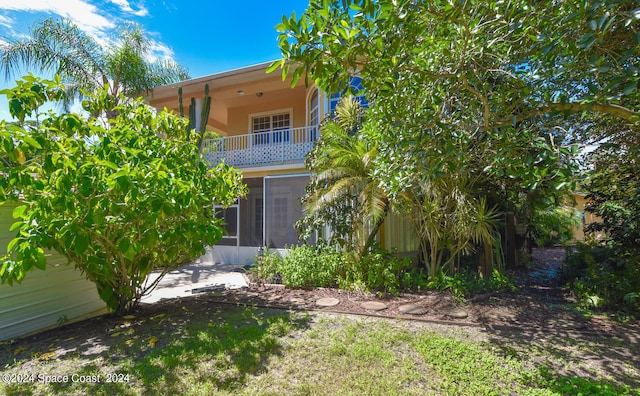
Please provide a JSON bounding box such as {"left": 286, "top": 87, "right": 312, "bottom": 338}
{"left": 278, "top": 244, "right": 343, "bottom": 289}
{"left": 339, "top": 247, "right": 420, "bottom": 296}
{"left": 564, "top": 244, "right": 640, "bottom": 315}
{"left": 276, "top": 0, "right": 639, "bottom": 126}
{"left": 297, "top": 96, "right": 388, "bottom": 258}
{"left": 585, "top": 140, "right": 640, "bottom": 250}
{"left": 0, "top": 76, "right": 246, "bottom": 314}
{"left": 276, "top": 0, "right": 592, "bottom": 277}
{"left": 255, "top": 243, "right": 343, "bottom": 289}
{"left": 566, "top": 119, "right": 640, "bottom": 313}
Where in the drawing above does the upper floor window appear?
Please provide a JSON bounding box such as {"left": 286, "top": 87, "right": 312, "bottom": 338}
{"left": 251, "top": 110, "right": 291, "bottom": 144}
{"left": 252, "top": 112, "right": 290, "bottom": 133}
{"left": 309, "top": 89, "right": 319, "bottom": 126}
{"left": 329, "top": 76, "right": 368, "bottom": 113}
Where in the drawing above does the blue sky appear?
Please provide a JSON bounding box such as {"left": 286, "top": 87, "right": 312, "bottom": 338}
{"left": 0, "top": 0, "right": 311, "bottom": 120}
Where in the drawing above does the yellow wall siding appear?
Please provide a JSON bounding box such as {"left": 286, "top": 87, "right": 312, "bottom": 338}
{"left": 227, "top": 88, "right": 307, "bottom": 134}
{"left": 0, "top": 203, "right": 106, "bottom": 341}
{"left": 382, "top": 212, "right": 420, "bottom": 255}
{"left": 572, "top": 194, "right": 603, "bottom": 241}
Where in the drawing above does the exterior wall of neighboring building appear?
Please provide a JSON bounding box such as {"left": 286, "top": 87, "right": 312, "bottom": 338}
{"left": 572, "top": 193, "right": 604, "bottom": 241}
{"left": 0, "top": 202, "right": 106, "bottom": 341}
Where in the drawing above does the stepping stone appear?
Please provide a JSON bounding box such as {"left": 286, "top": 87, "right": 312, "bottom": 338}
{"left": 482, "top": 309, "right": 517, "bottom": 322}
{"left": 360, "top": 301, "right": 387, "bottom": 311}
{"left": 445, "top": 308, "right": 469, "bottom": 319}
{"left": 289, "top": 297, "right": 305, "bottom": 305}
{"left": 398, "top": 303, "right": 428, "bottom": 315}
{"left": 316, "top": 297, "right": 340, "bottom": 307}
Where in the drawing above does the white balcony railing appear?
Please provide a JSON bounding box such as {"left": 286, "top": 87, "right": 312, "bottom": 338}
{"left": 202, "top": 125, "right": 319, "bottom": 168}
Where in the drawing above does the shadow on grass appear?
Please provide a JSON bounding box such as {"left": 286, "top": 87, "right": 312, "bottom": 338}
{"left": 130, "top": 308, "right": 310, "bottom": 393}
{"left": 1, "top": 296, "right": 311, "bottom": 396}
{"left": 536, "top": 365, "right": 638, "bottom": 396}
{"left": 485, "top": 322, "right": 640, "bottom": 394}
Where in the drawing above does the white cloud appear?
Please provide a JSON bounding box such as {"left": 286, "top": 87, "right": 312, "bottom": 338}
{"left": 108, "top": 0, "right": 148, "bottom": 17}
{"left": 0, "top": 14, "right": 14, "bottom": 29}
{"left": 148, "top": 40, "right": 175, "bottom": 62}
{"left": 0, "top": 0, "right": 114, "bottom": 37}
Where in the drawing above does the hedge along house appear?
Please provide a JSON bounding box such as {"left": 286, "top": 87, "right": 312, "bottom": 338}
{"left": 148, "top": 62, "right": 418, "bottom": 265}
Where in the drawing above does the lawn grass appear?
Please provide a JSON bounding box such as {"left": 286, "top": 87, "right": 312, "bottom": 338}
{"left": 1, "top": 304, "right": 638, "bottom": 395}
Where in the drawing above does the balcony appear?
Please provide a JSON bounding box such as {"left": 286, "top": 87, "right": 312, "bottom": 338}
{"left": 202, "top": 125, "right": 319, "bottom": 168}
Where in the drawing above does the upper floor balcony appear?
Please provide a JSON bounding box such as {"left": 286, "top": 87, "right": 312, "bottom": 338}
{"left": 201, "top": 125, "right": 319, "bottom": 168}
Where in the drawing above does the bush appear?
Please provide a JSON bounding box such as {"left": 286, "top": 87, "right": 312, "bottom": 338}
{"left": 425, "top": 269, "right": 516, "bottom": 303}
{"left": 280, "top": 244, "right": 344, "bottom": 288}
{"left": 0, "top": 77, "right": 246, "bottom": 314}
{"left": 340, "top": 247, "right": 424, "bottom": 296}
{"left": 254, "top": 248, "right": 284, "bottom": 284}
{"left": 255, "top": 243, "right": 344, "bottom": 289}
{"left": 563, "top": 243, "right": 640, "bottom": 314}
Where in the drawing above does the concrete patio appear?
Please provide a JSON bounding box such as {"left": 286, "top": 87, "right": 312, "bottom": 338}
{"left": 141, "top": 249, "right": 250, "bottom": 304}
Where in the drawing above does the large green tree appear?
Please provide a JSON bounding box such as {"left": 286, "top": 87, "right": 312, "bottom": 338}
{"left": 276, "top": 0, "right": 639, "bottom": 127}
{"left": 0, "top": 76, "right": 246, "bottom": 314}
{"left": 274, "top": 0, "right": 638, "bottom": 272}
{"left": 0, "top": 18, "right": 189, "bottom": 113}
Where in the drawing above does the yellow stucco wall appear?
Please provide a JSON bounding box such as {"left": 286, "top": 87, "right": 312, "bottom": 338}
{"left": 572, "top": 194, "right": 603, "bottom": 241}
{"left": 227, "top": 87, "right": 307, "bottom": 135}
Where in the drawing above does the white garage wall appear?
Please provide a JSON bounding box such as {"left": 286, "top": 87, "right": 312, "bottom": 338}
{"left": 0, "top": 202, "right": 106, "bottom": 341}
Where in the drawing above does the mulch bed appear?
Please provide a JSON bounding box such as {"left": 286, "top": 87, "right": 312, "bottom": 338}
{"left": 202, "top": 247, "right": 636, "bottom": 336}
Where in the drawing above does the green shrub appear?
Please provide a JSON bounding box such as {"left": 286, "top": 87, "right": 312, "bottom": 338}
{"left": 0, "top": 78, "right": 246, "bottom": 314}
{"left": 340, "top": 247, "right": 423, "bottom": 296}
{"left": 563, "top": 243, "right": 640, "bottom": 314}
{"left": 280, "top": 244, "right": 343, "bottom": 288}
{"left": 426, "top": 269, "right": 516, "bottom": 304}
{"left": 254, "top": 248, "right": 284, "bottom": 284}
{"left": 255, "top": 243, "right": 344, "bottom": 289}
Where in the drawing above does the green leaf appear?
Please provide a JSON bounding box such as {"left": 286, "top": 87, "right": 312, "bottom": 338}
{"left": 99, "top": 160, "right": 119, "bottom": 171}
{"left": 34, "top": 248, "right": 46, "bottom": 270}
{"left": 75, "top": 234, "right": 90, "bottom": 255}
{"left": 12, "top": 205, "right": 27, "bottom": 219}
{"left": 7, "top": 238, "right": 20, "bottom": 253}
{"left": 266, "top": 60, "right": 282, "bottom": 74}
{"left": 622, "top": 80, "right": 637, "bottom": 95}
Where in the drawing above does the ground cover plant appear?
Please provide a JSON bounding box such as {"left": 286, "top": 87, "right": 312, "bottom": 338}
{"left": 1, "top": 293, "right": 638, "bottom": 396}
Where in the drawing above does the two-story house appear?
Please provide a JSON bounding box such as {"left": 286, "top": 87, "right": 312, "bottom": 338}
{"left": 148, "top": 61, "right": 418, "bottom": 265}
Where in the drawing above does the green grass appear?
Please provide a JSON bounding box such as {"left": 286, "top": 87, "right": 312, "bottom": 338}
{"left": 1, "top": 306, "right": 638, "bottom": 395}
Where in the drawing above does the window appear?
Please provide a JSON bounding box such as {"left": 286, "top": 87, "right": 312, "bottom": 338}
{"left": 309, "top": 89, "right": 319, "bottom": 126}
{"left": 329, "top": 76, "right": 368, "bottom": 113}
{"left": 308, "top": 89, "right": 320, "bottom": 141}
{"left": 251, "top": 111, "right": 291, "bottom": 144}
{"left": 214, "top": 205, "right": 238, "bottom": 246}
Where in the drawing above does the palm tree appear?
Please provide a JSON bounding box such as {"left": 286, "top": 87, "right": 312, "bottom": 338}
{"left": 301, "top": 96, "right": 388, "bottom": 258}
{"left": 0, "top": 18, "right": 189, "bottom": 114}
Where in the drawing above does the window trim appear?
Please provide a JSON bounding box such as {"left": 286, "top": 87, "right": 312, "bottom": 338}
{"left": 247, "top": 108, "right": 293, "bottom": 134}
